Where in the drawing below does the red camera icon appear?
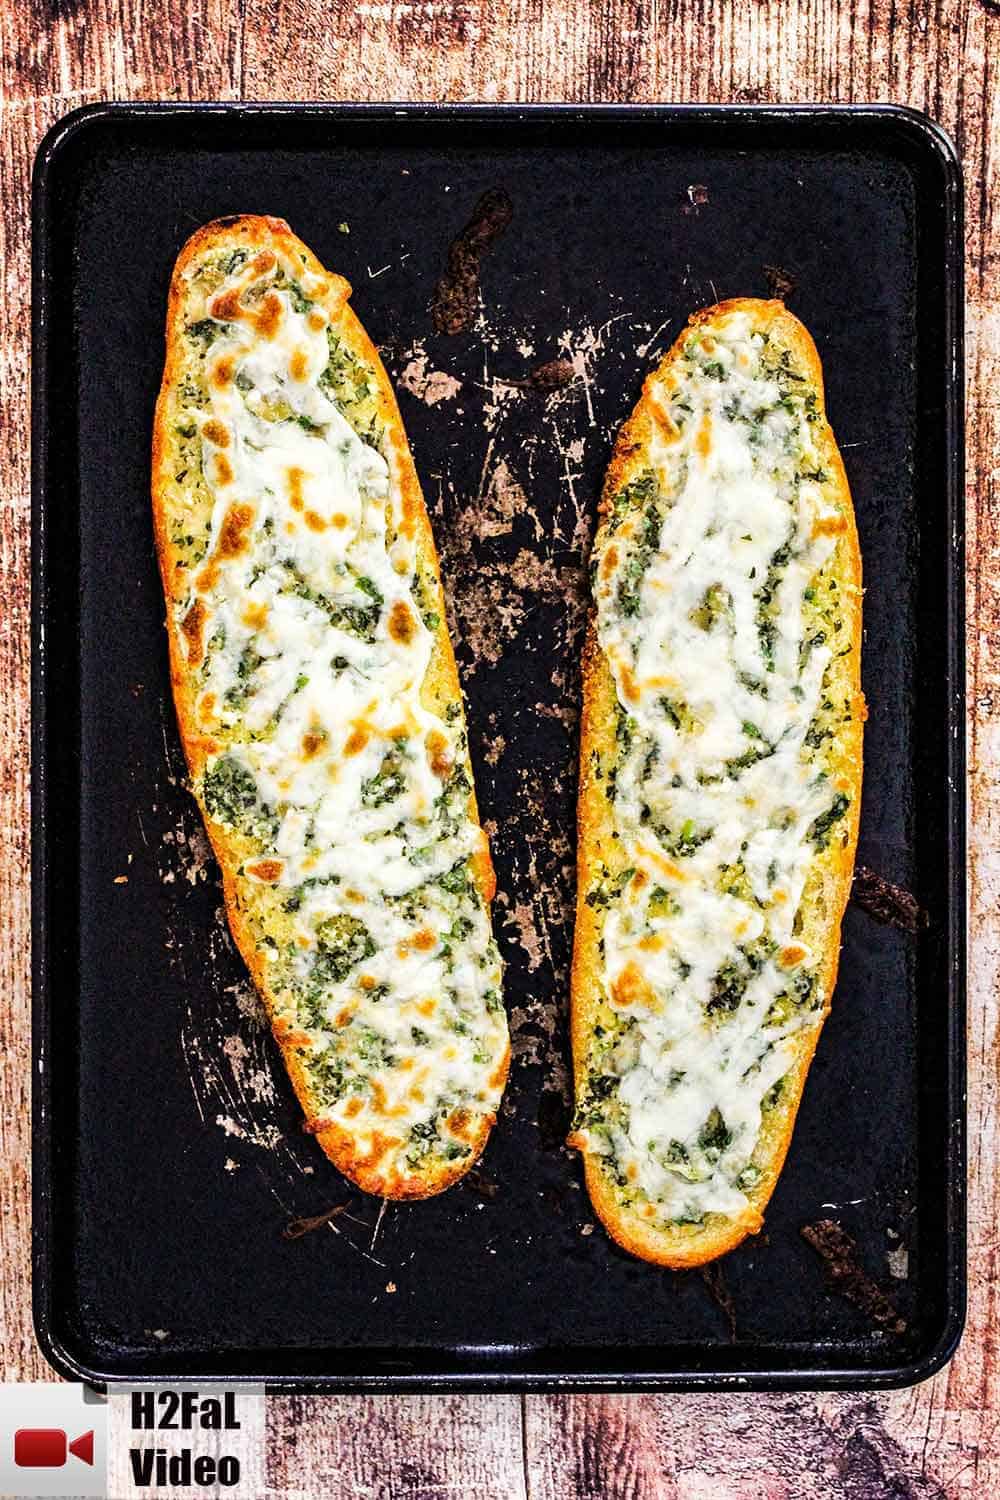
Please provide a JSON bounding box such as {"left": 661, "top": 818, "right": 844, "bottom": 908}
{"left": 13, "top": 1428, "right": 94, "bottom": 1468}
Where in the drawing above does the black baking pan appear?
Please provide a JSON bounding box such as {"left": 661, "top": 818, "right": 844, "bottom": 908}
{"left": 31, "top": 102, "right": 965, "bottom": 1391}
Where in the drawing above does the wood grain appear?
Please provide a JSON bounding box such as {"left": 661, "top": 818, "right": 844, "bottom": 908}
{"left": 3, "top": 1, "right": 998, "bottom": 1496}
{"left": 267, "top": 1395, "right": 527, "bottom": 1500}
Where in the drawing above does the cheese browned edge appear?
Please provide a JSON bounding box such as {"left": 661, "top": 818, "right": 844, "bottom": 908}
{"left": 152, "top": 216, "right": 509, "bottom": 1199}
{"left": 569, "top": 299, "right": 863, "bottom": 1266}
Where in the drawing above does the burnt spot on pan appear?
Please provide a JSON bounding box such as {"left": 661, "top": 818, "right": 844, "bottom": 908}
{"left": 681, "top": 183, "right": 710, "bottom": 215}
{"left": 698, "top": 1262, "right": 739, "bottom": 1341}
{"left": 498, "top": 357, "right": 577, "bottom": 393}
{"left": 283, "top": 1200, "right": 354, "bottom": 1240}
{"left": 763, "top": 262, "right": 798, "bottom": 300}
{"left": 462, "top": 1166, "right": 500, "bottom": 1201}
{"left": 431, "top": 187, "right": 514, "bottom": 335}
{"left": 801, "top": 1218, "right": 907, "bottom": 1334}
{"left": 851, "top": 866, "right": 928, "bottom": 934}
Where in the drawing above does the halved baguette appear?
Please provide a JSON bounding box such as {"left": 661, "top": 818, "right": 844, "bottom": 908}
{"left": 569, "top": 299, "right": 863, "bottom": 1266}
{"left": 153, "top": 216, "right": 509, "bottom": 1198}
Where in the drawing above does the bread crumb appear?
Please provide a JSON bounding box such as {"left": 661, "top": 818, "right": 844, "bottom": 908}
{"left": 385, "top": 1281, "right": 397, "bottom": 1294}
{"left": 114, "top": 875, "right": 129, "bottom": 884}
{"left": 886, "top": 1245, "right": 909, "bottom": 1280}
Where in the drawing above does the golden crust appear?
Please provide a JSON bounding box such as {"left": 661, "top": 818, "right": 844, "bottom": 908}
{"left": 153, "top": 216, "right": 508, "bottom": 1199}
{"left": 570, "top": 298, "right": 863, "bottom": 1267}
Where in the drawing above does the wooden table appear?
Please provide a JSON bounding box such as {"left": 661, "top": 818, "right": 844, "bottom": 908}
{"left": 3, "top": 3, "right": 997, "bottom": 1494}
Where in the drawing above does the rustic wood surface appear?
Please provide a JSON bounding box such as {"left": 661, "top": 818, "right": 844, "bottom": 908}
{"left": 3, "top": 1, "right": 998, "bottom": 1495}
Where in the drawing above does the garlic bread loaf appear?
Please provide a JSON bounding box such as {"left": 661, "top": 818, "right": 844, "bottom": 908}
{"left": 569, "top": 298, "right": 863, "bottom": 1265}
{"left": 153, "top": 216, "right": 509, "bottom": 1199}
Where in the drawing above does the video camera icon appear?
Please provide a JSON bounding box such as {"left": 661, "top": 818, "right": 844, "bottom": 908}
{"left": 14, "top": 1429, "right": 95, "bottom": 1468}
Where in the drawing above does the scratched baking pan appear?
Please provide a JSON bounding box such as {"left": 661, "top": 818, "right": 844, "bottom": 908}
{"left": 31, "top": 102, "right": 965, "bottom": 1391}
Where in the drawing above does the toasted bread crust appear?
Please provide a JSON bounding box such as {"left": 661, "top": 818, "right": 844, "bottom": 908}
{"left": 570, "top": 299, "right": 863, "bottom": 1266}
{"left": 153, "top": 216, "right": 508, "bottom": 1199}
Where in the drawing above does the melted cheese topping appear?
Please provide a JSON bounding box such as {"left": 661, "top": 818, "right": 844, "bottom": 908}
{"left": 578, "top": 310, "right": 854, "bottom": 1225}
{"left": 168, "top": 246, "right": 507, "bottom": 1185}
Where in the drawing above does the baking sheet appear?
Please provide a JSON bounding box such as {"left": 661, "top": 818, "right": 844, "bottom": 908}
{"left": 31, "top": 103, "right": 965, "bottom": 1389}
